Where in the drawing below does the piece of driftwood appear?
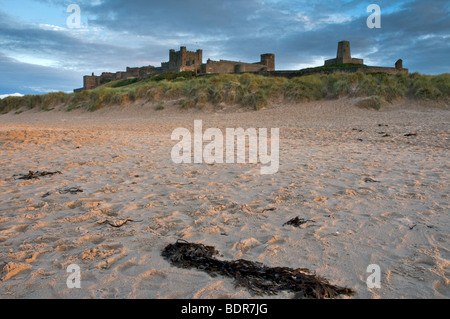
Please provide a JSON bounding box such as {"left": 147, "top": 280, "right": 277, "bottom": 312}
{"left": 97, "top": 218, "right": 140, "bottom": 228}
{"left": 283, "top": 216, "right": 315, "bottom": 227}
{"left": 162, "top": 240, "right": 354, "bottom": 299}
{"left": 261, "top": 207, "right": 277, "bottom": 213}
{"left": 58, "top": 187, "right": 83, "bottom": 194}
{"left": 13, "top": 170, "right": 61, "bottom": 180}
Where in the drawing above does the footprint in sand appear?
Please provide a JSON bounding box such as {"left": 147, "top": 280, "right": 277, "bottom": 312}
{"left": 231, "top": 235, "right": 287, "bottom": 259}
{"left": 1, "top": 262, "right": 32, "bottom": 281}
{"left": 433, "top": 280, "right": 450, "bottom": 298}
{"left": 232, "top": 238, "right": 262, "bottom": 254}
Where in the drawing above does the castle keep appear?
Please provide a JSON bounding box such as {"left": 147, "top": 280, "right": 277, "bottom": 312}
{"left": 163, "top": 47, "right": 203, "bottom": 73}
{"left": 74, "top": 41, "right": 407, "bottom": 92}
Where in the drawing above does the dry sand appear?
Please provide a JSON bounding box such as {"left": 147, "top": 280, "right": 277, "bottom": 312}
{"left": 0, "top": 98, "right": 448, "bottom": 299}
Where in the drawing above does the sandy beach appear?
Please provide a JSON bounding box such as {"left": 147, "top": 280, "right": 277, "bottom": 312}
{"left": 0, "top": 98, "right": 448, "bottom": 299}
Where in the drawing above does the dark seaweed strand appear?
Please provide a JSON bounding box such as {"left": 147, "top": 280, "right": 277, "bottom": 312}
{"left": 161, "top": 241, "right": 355, "bottom": 299}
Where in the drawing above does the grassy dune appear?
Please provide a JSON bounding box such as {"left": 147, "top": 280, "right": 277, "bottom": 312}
{"left": 1, "top": 72, "right": 449, "bottom": 114}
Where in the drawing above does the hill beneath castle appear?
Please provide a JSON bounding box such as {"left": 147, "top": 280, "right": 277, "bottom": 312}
{"left": 1, "top": 72, "right": 449, "bottom": 115}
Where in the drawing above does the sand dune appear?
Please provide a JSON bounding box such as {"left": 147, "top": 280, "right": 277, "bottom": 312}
{"left": 0, "top": 98, "right": 448, "bottom": 298}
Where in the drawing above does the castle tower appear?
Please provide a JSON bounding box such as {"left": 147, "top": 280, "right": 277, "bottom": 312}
{"left": 336, "top": 41, "right": 351, "bottom": 60}
{"left": 325, "top": 41, "right": 363, "bottom": 66}
{"left": 83, "top": 74, "right": 99, "bottom": 90}
{"left": 260, "top": 53, "right": 275, "bottom": 71}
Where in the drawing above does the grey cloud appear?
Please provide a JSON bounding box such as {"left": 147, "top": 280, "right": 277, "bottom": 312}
{"left": 32, "top": 0, "right": 450, "bottom": 74}
{"left": 0, "top": 9, "right": 170, "bottom": 74}
{"left": 83, "top": 0, "right": 264, "bottom": 35}
{"left": 1, "top": 0, "right": 449, "bottom": 95}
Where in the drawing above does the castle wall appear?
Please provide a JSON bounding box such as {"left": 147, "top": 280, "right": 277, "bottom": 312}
{"left": 202, "top": 60, "right": 239, "bottom": 74}
{"left": 99, "top": 72, "right": 115, "bottom": 85}
{"left": 115, "top": 72, "right": 127, "bottom": 80}
{"left": 140, "top": 65, "right": 163, "bottom": 77}
{"left": 202, "top": 60, "right": 267, "bottom": 74}
{"left": 260, "top": 65, "right": 408, "bottom": 78}
{"left": 324, "top": 57, "right": 364, "bottom": 66}
{"left": 202, "top": 56, "right": 272, "bottom": 74}
{"left": 126, "top": 67, "right": 140, "bottom": 78}
{"left": 161, "top": 62, "right": 169, "bottom": 73}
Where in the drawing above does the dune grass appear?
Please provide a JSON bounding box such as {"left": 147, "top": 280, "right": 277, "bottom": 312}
{"left": 1, "top": 72, "right": 449, "bottom": 114}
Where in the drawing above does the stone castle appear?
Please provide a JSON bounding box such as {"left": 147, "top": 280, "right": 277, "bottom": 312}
{"left": 74, "top": 41, "right": 407, "bottom": 92}
{"left": 75, "top": 46, "right": 275, "bottom": 92}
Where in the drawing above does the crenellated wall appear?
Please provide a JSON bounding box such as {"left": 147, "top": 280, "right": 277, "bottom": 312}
{"left": 201, "top": 53, "right": 274, "bottom": 74}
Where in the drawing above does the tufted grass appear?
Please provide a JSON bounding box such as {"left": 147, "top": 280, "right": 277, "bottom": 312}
{"left": 1, "top": 72, "right": 449, "bottom": 113}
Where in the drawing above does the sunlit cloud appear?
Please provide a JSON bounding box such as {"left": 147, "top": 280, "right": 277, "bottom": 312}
{"left": 0, "top": 93, "right": 24, "bottom": 99}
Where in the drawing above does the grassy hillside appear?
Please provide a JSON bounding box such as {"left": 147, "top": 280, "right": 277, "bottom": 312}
{"left": 1, "top": 72, "right": 449, "bottom": 114}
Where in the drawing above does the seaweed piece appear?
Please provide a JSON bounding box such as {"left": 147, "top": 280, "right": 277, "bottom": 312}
{"left": 13, "top": 170, "right": 61, "bottom": 180}
{"left": 404, "top": 133, "right": 417, "bottom": 137}
{"left": 162, "top": 240, "right": 354, "bottom": 299}
{"left": 282, "top": 216, "right": 315, "bottom": 227}
{"left": 261, "top": 207, "right": 277, "bottom": 213}
{"left": 41, "top": 192, "right": 51, "bottom": 198}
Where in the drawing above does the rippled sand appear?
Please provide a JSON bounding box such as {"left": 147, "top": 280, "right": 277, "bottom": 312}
{"left": 0, "top": 98, "right": 448, "bottom": 298}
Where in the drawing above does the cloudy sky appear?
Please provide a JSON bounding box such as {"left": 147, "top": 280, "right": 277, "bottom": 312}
{"left": 0, "top": 0, "right": 449, "bottom": 96}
